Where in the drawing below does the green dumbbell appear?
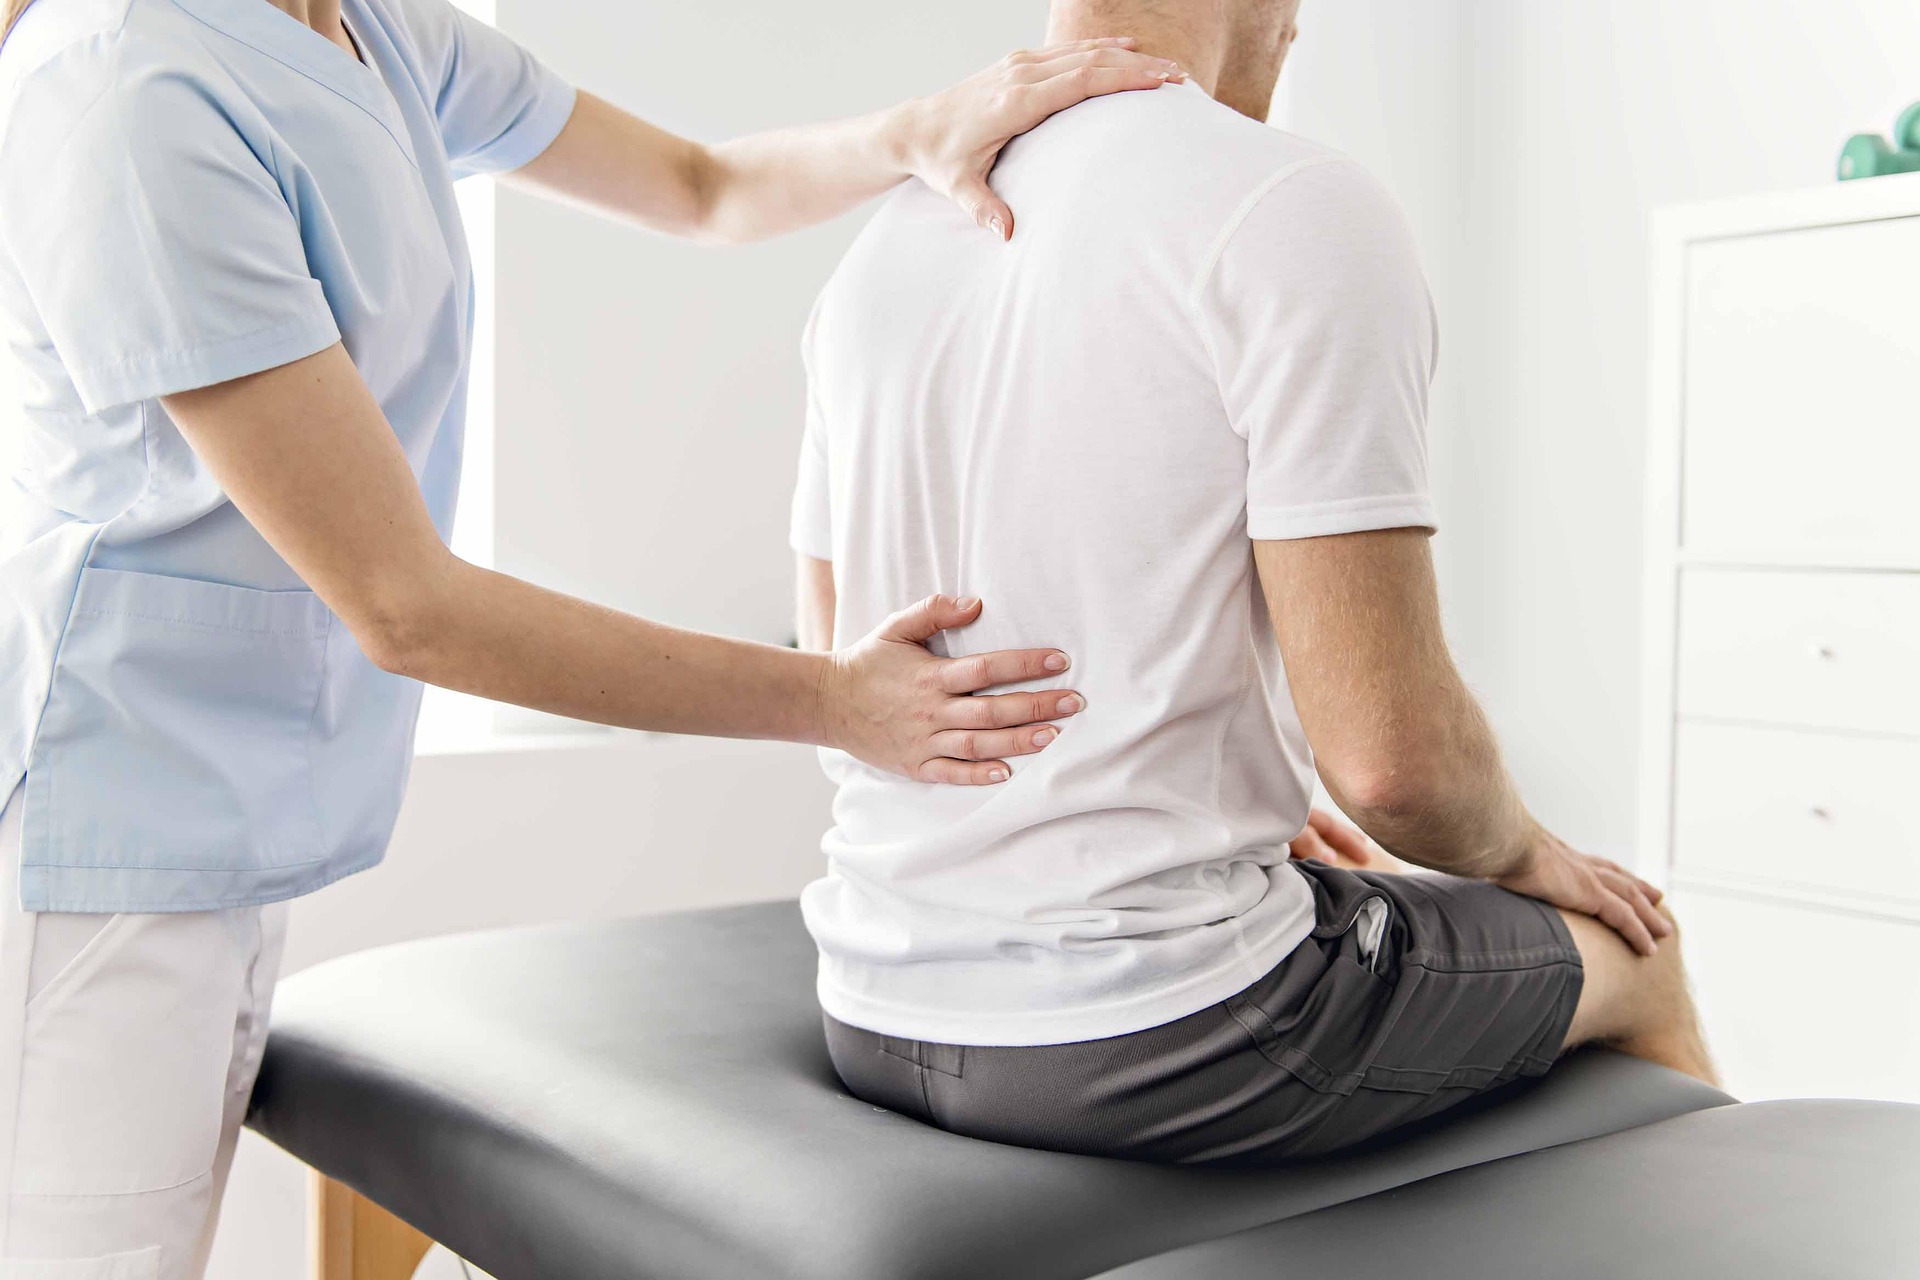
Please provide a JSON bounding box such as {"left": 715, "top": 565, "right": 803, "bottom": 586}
{"left": 1838, "top": 102, "right": 1920, "bottom": 180}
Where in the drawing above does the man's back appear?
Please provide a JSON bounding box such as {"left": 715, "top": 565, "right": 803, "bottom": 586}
{"left": 793, "top": 81, "right": 1437, "bottom": 1046}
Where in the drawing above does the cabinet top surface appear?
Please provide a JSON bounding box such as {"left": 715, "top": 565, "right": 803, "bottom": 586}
{"left": 1655, "top": 171, "right": 1920, "bottom": 245}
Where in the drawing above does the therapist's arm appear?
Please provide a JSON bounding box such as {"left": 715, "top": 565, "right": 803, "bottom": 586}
{"left": 160, "top": 346, "right": 1080, "bottom": 784}
{"left": 504, "top": 41, "right": 1182, "bottom": 244}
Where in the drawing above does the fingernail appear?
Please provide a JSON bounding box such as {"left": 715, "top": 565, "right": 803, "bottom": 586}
{"left": 956, "top": 596, "right": 980, "bottom": 612}
{"left": 987, "top": 215, "right": 1007, "bottom": 240}
{"left": 1033, "top": 728, "right": 1057, "bottom": 746}
{"left": 988, "top": 767, "right": 1010, "bottom": 782}
{"left": 1044, "top": 653, "right": 1070, "bottom": 672}
{"left": 1057, "top": 694, "right": 1085, "bottom": 715}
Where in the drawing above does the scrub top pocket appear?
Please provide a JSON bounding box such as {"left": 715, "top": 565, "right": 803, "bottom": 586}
{"left": 22, "top": 568, "right": 333, "bottom": 906}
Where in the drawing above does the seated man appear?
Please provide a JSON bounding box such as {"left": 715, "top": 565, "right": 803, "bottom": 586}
{"left": 788, "top": 0, "right": 1715, "bottom": 1163}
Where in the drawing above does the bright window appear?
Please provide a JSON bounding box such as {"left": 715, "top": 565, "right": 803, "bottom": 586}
{"left": 415, "top": 0, "right": 504, "bottom": 752}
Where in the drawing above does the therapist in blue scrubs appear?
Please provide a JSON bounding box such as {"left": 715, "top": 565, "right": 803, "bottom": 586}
{"left": 0, "top": 0, "right": 1181, "bottom": 1270}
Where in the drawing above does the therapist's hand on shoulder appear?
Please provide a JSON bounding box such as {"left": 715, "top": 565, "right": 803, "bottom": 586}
{"left": 824, "top": 594, "right": 1084, "bottom": 786}
{"left": 900, "top": 39, "right": 1185, "bottom": 239}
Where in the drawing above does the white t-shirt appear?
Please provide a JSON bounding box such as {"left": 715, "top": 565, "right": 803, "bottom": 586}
{"left": 791, "top": 81, "right": 1438, "bottom": 1047}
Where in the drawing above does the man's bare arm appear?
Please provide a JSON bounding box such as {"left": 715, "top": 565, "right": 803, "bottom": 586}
{"left": 797, "top": 555, "right": 836, "bottom": 652}
{"left": 1255, "top": 530, "right": 1672, "bottom": 954}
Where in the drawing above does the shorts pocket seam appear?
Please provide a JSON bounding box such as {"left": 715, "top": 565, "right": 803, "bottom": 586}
{"left": 1227, "top": 1014, "right": 1357, "bottom": 1097}
{"left": 1401, "top": 945, "right": 1582, "bottom": 975}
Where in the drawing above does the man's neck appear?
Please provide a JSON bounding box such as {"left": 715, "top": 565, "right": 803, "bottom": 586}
{"left": 1046, "top": 10, "right": 1228, "bottom": 102}
{"left": 265, "top": 0, "right": 354, "bottom": 56}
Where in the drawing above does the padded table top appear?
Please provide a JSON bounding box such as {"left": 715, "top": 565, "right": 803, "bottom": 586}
{"left": 1098, "top": 1097, "right": 1920, "bottom": 1279}
{"left": 250, "top": 901, "right": 1734, "bottom": 1280}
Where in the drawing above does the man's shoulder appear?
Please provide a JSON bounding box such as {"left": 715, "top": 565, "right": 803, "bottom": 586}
{"left": 1074, "top": 81, "right": 1351, "bottom": 189}
{"left": 1000, "top": 83, "right": 1370, "bottom": 245}
{"left": 807, "top": 85, "right": 1400, "bottom": 340}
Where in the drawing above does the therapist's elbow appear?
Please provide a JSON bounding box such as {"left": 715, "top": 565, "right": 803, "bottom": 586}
{"left": 357, "top": 617, "right": 437, "bottom": 680}
{"left": 679, "top": 146, "right": 768, "bottom": 247}
{"left": 350, "top": 607, "right": 438, "bottom": 681}
{"left": 340, "top": 569, "right": 457, "bottom": 682}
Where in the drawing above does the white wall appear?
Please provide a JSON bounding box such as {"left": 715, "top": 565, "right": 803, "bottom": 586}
{"left": 1279, "top": 0, "right": 1920, "bottom": 862}
{"left": 490, "top": 0, "right": 1049, "bottom": 682}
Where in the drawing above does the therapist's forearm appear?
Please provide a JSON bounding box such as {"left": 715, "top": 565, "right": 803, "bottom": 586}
{"left": 506, "top": 45, "right": 1182, "bottom": 244}
{"left": 384, "top": 554, "right": 830, "bottom": 743}
{"left": 506, "top": 91, "right": 912, "bottom": 246}
{"left": 162, "top": 346, "right": 1086, "bottom": 785}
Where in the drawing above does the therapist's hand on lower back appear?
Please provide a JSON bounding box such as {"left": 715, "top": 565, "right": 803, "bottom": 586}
{"left": 161, "top": 345, "right": 1080, "bottom": 787}
{"left": 826, "top": 594, "right": 1082, "bottom": 785}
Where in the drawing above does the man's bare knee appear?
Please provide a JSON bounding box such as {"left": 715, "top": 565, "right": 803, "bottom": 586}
{"left": 1558, "top": 904, "right": 1688, "bottom": 1051}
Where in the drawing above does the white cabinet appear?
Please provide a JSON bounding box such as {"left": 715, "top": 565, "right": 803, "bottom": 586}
{"left": 1641, "top": 175, "right": 1920, "bottom": 1104}
{"left": 1680, "top": 218, "right": 1920, "bottom": 558}
{"left": 1674, "top": 889, "right": 1920, "bottom": 1105}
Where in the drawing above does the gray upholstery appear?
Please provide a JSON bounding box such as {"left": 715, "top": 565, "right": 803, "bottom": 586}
{"left": 1098, "top": 1098, "right": 1920, "bottom": 1278}
{"left": 250, "top": 901, "right": 1732, "bottom": 1280}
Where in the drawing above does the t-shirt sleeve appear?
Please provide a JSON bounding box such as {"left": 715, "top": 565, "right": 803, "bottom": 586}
{"left": 0, "top": 57, "right": 341, "bottom": 415}
{"left": 1194, "top": 157, "right": 1439, "bottom": 541}
{"left": 789, "top": 303, "right": 834, "bottom": 561}
{"left": 398, "top": 0, "right": 576, "bottom": 179}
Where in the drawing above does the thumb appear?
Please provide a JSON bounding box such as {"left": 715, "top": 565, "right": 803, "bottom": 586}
{"left": 882, "top": 593, "right": 983, "bottom": 644}
{"left": 955, "top": 177, "right": 1013, "bottom": 241}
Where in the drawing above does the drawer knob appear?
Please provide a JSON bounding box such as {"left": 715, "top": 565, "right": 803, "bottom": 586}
{"left": 1808, "top": 643, "right": 1836, "bottom": 661}
{"left": 1810, "top": 805, "right": 1833, "bottom": 822}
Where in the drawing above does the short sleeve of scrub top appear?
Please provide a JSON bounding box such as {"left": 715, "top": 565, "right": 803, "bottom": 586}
{"left": 0, "top": 55, "right": 343, "bottom": 415}
{"left": 386, "top": 0, "right": 578, "bottom": 178}
{"left": 0, "top": 0, "right": 576, "bottom": 413}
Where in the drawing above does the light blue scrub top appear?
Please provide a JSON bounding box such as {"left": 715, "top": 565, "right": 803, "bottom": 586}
{"left": 0, "top": 0, "right": 575, "bottom": 911}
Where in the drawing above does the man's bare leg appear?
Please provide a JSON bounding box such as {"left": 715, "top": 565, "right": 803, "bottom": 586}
{"left": 1558, "top": 903, "right": 1719, "bottom": 1087}
{"left": 1292, "top": 810, "right": 1716, "bottom": 1084}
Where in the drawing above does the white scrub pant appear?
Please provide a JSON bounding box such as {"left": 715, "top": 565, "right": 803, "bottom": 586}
{"left": 0, "top": 791, "right": 287, "bottom": 1280}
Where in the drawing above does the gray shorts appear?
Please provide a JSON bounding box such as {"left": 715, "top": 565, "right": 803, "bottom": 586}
{"left": 824, "top": 860, "right": 1584, "bottom": 1164}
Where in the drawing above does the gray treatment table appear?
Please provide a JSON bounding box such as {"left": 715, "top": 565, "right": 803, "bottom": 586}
{"left": 248, "top": 900, "right": 1920, "bottom": 1279}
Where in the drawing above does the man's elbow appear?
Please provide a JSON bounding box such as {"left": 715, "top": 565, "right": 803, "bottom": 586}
{"left": 1319, "top": 753, "right": 1452, "bottom": 829}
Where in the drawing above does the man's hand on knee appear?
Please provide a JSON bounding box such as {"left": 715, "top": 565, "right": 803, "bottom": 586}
{"left": 1495, "top": 824, "right": 1671, "bottom": 956}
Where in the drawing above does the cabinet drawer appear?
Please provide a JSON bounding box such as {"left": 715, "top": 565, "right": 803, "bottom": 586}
{"left": 1682, "top": 217, "right": 1920, "bottom": 556}
{"left": 1672, "top": 721, "right": 1920, "bottom": 913}
{"left": 1677, "top": 887, "right": 1920, "bottom": 1104}
{"left": 1677, "top": 569, "right": 1920, "bottom": 736}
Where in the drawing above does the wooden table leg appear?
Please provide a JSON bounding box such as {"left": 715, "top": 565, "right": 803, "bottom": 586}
{"left": 311, "top": 1171, "right": 437, "bottom": 1280}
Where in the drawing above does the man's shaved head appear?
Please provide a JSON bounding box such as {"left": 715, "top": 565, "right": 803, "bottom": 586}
{"left": 1048, "top": 0, "right": 1302, "bottom": 121}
